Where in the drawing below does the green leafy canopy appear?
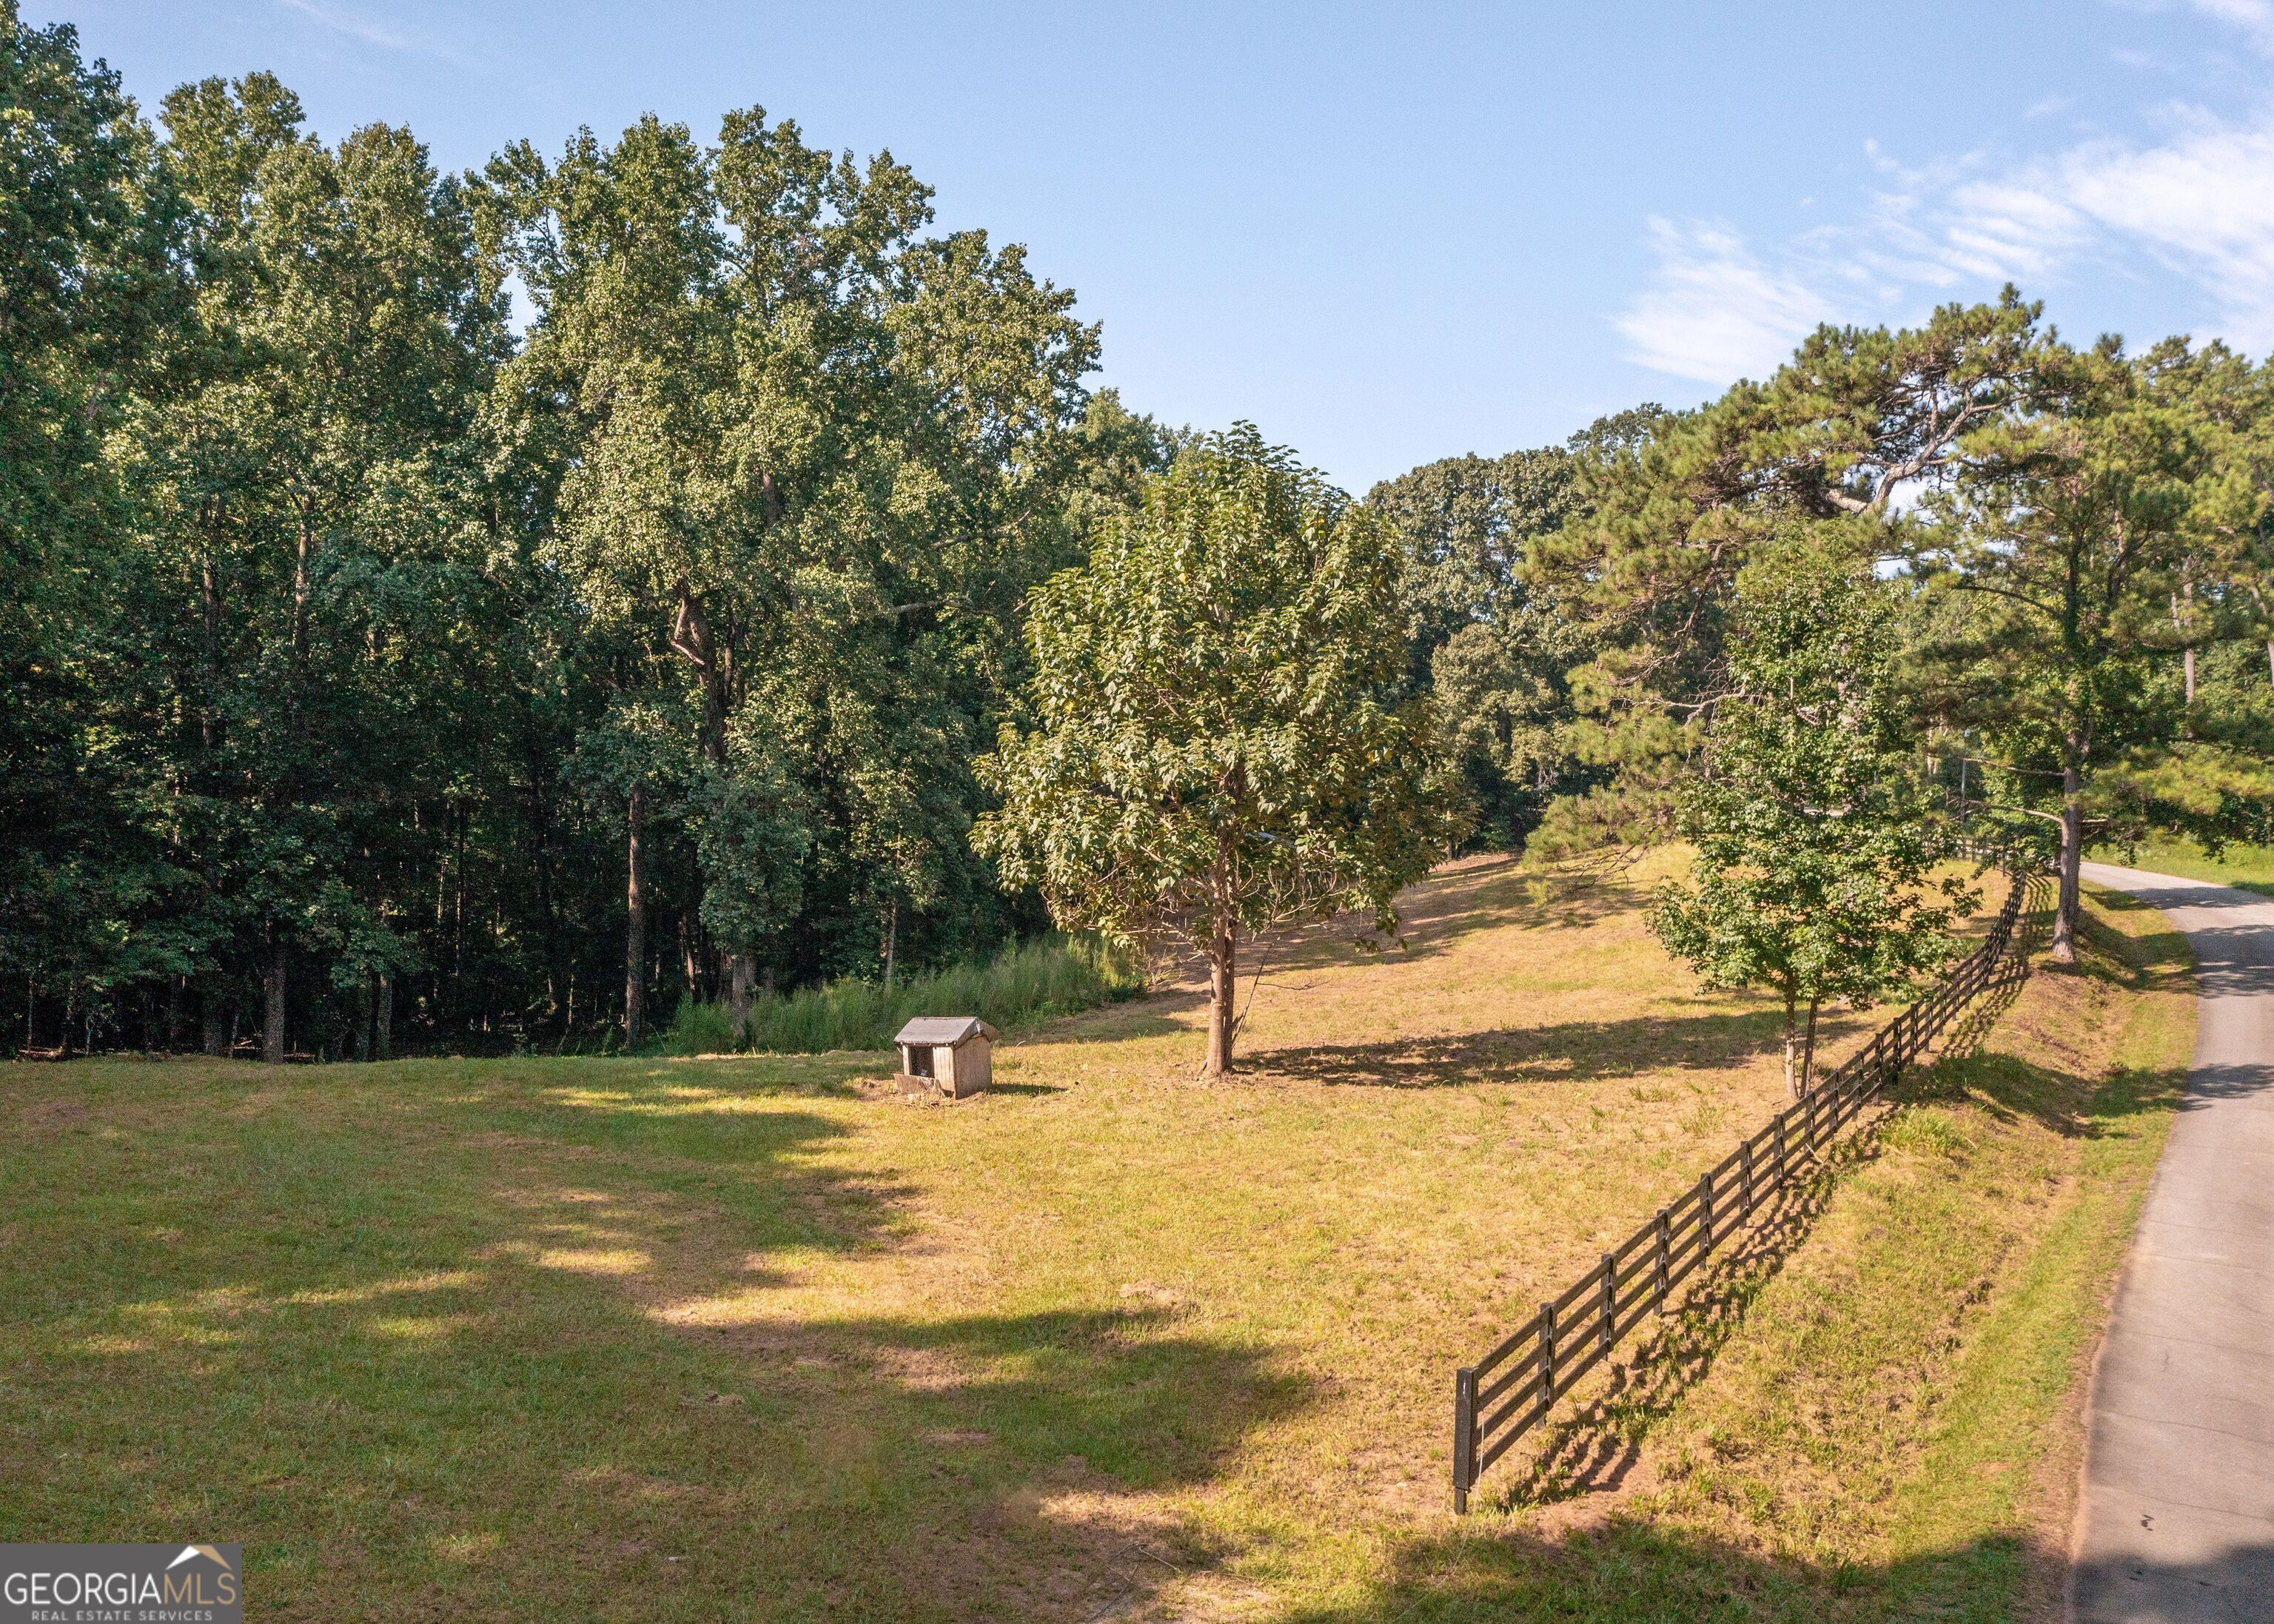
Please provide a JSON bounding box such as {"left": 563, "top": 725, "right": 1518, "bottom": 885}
{"left": 1649, "top": 543, "right": 1974, "bottom": 1091}
{"left": 976, "top": 426, "right": 1464, "bottom": 1068}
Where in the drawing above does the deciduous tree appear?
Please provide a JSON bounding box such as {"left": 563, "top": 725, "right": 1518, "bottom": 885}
{"left": 976, "top": 427, "right": 1462, "bottom": 1076}
{"left": 1650, "top": 547, "right": 1971, "bottom": 1094}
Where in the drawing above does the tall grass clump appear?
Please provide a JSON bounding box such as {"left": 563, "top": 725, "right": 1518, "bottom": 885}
{"left": 663, "top": 996, "right": 742, "bottom": 1057}
{"left": 661, "top": 933, "right": 1142, "bottom": 1056}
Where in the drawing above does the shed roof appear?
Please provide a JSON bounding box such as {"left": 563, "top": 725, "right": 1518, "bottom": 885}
{"left": 895, "top": 1016, "right": 997, "bottom": 1047}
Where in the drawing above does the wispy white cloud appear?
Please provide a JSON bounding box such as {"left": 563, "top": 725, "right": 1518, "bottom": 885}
{"left": 274, "top": 0, "right": 472, "bottom": 64}
{"left": 1613, "top": 219, "right": 1839, "bottom": 383}
{"left": 1619, "top": 8, "right": 2274, "bottom": 383}
{"left": 2056, "top": 118, "right": 2274, "bottom": 342}
{"left": 1894, "top": 108, "right": 2274, "bottom": 350}
{"left": 2183, "top": 0, "right": 2274, "bottom": 53}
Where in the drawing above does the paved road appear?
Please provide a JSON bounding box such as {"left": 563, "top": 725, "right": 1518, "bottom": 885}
{"left": 2070, "top": 862, "right": 2274, "bottom": 1623}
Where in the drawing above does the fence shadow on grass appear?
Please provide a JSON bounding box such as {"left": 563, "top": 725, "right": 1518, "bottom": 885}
{"left": 1475, "top": 952, "right": 2037, "bottom": 1515}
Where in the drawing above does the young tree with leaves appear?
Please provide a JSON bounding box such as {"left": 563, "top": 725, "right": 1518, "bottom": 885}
{"left": 976, "top": 426, "right": 1462, "bottom": 1076}
{"left": 1651, "top": 546, "right": 1971, "bottom": 1095}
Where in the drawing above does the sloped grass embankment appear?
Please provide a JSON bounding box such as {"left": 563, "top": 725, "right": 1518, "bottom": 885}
{"left": 0, "top": 856, "right": 2190, "bottom": 1621}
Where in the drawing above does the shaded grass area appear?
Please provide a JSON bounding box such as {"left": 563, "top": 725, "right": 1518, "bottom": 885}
{"left": 665, "top": 932, "right": 1142, "bottom": 1056}
{"left": 0, "top": 859, "right": 2185, "bottom": 1620}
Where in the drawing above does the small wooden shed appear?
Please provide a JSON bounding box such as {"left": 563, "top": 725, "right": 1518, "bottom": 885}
{"left": 894, "top": 1016, "right": 998, "bottom": 1099}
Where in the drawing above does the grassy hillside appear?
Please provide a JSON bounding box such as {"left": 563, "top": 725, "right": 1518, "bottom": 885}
{"left": 0, "top": 857, "right": 2186, "bottom": 1621}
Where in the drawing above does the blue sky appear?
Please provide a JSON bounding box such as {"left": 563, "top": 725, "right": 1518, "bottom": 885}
{"left": 32, "top": 1, "right": 2274, "bottom": 491}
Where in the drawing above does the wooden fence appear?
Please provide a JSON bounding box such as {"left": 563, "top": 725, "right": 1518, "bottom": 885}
{"left": 1450, "top": 857, "right": 2048, "bottom": 1512}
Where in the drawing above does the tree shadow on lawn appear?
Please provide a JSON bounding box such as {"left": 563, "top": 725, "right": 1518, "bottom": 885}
{"left": 1247, "top": 1005, "right": 1828, "bottom": 1090}
{"left": 546, "top": 1304, "right": 1314, "bottom": 1623}
{"left": 436, "top": 1095, "right": 1320, "bottom": 1620}
{"left": 467, "top": 1092, "right": 1313, "bottom": 1605}
{"left": 986, "top": 856, "right": 1646, "bottom": 1064}
{"left": 1924, "top": 894, "right": 2189, "bottom": 1141}
{"left": 1015, "top": 984, "right": 1211, "bottom": 1047}
{"left": 1108, "top": 858, "right": 1639, "bottom": 1009}
{"left": 1279, "top": 1517, "right": 2091, "bottom": 1624}
{"left": 4, "top": 1086, "right": 1318, "bottom": 1622}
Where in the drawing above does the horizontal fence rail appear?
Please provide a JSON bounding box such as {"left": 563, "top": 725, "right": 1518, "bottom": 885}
{"left": 1450, "top": 853, "right": 2049, "bottom": 1512}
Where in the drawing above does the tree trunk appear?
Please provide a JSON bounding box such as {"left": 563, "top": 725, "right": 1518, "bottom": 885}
{"left": 375, "top": 972, "right": 392, "bottom": 1061}
{"left": 199, "top": 542, "right": 222, "bottom": 753}
{"left": 882, "top": 900, "right": 898, "bottom": 990}
{"left": 1800, "top": 999, "right": 1821, "bottom": 1095}
{"left": 2173, "top": 586, "right": 2192, "bottom": 705}
{"left": 1781, "top": 990, "right": 1800, "bottom": 1097}
{"left": 670, "top": 587, "right": 731, "bottom": 765}
{"left": 263, "top": 936, "right": 287, "bottom": 1064}
{"left": 1204, "top": 918, "right": 1238, "bottom": 1077}
{"left": 201, "top": 985, "right": 225, "bottom": 1057}
{"left": 729, "top": 954, "right": 754, "bottom": 1047}
{"left": 624, "top": 783, "right": 648, "bottom": 1048}
{"left": 2050, "top": 761, "right": 2083, "bottom": 964}
{"left": 355, "top": 976, "right": 374, "bottom": 1061}
{"left": 2264, "top": 639, "right": 2273, "bottom": 686}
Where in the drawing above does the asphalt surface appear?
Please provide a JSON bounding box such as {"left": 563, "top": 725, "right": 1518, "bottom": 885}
{"left": 2068, "top": 862, "right": 2274, "bottom": 1624}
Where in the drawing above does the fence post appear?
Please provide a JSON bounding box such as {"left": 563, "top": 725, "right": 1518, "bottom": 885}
{"left": 1452, "top": 1366, "right": 1475, "bottom": 1514}
{"left": 1538, "top": 1301, "right": 1557, "bottom": 1413}
{"left": 1654, "top": 1207, "right": 1671, "bottom": 1312}
{"left": 1445, "top": 853, "right": 2046, "bottom": 1509}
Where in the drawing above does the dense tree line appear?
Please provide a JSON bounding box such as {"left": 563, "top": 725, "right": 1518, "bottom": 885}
{"left": 0, "top": 10, "right": 1169, "bottom": 1058}
{"left": 10, "top": 5, "right": 2274, "bottom": 1063}
{"left": 1385, "top": 296, "right": 2274, "bottom": 962}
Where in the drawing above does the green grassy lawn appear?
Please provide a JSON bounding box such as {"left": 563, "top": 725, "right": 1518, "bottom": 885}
{"left": 2090, "top": 833, "right": 2274, "bottom": 893}
{"left": 0, "top": 861, "right": 2189, "bottom": 1621}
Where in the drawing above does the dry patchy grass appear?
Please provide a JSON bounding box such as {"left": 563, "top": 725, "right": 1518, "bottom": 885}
{"left": 0, "top": 856, "right": 2181, "bottom": 1623}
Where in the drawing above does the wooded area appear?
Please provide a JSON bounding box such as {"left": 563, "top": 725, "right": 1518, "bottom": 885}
{"left": 9, "top": 4, "right": 2274, "bottom": 1063}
